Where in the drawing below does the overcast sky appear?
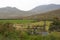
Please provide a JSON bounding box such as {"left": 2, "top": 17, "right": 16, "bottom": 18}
{"left": 0, "top": 0, "right": 60, "bottom": 11}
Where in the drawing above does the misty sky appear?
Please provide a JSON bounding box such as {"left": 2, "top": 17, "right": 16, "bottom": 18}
{"left": 0, "top": 0, "right": 60, "bottom": 11}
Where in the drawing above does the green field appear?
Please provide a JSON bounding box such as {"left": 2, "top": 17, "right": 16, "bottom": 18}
{"left": 0, "top": 19, "right": 52, "bottom": 30}
{"left": 0, "top": 19, "right": 35, "bottom": 24}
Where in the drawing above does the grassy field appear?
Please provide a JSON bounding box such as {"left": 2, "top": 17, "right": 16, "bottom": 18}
{"left": 0, "top": 19, "right": 35, "bottom": 24}
{"left": 0, "top": 19, "right": 52, "bottom": 31}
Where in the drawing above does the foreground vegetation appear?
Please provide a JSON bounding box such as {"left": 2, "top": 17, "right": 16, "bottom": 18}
{"left": 0, "top": 17, "right": 60, "bottom": 40}
{"left": 0, "top": 27, "right": 60, "bottom": 40}
{"left": 0, "top": 23, "right": 60, "bottom": 40}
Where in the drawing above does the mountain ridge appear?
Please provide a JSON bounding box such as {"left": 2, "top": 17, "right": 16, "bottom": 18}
{"left": 0, "top": 4, "right": 60, "bottom": 19}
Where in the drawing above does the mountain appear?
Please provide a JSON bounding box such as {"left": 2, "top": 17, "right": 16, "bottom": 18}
{"left": 30, "top": 4, "right": 60, "bottom": 13}
{"left": 0, "top": 7, "right": 32, "bottom": 19}
{"left": 0, "top": 4, "right": 60, "bottom": 19}
{"left": 24, "top": 9, "right": 60, "bottom": 20}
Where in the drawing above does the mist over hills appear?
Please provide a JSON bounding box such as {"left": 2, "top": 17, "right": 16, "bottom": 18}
{"left": 0, "top": 4, "right": 60, "bottom": 19}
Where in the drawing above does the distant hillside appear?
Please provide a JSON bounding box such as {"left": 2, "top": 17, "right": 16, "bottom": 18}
{"left": 0, "top": 7, "right": 32, "bottom": 19}
{"left": 24, "top": 9, "right": 60, "bottom": 20}
{"left": 0, "top": 4, "right": 60, "bottom": 19}
{"left": 30, "top": 4, "right": 60, "bottom": 13}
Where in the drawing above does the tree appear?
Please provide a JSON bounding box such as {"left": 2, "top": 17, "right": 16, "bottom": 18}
{"left": 49, "top": 17, "right": 60, "bottom": 32}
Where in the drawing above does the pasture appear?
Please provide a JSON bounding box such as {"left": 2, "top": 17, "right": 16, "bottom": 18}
{"left": 0, "top": 19, "right": 35, "bottom": 24}
{"left": 0, "top": 19, "right": 52, "bottom": 31}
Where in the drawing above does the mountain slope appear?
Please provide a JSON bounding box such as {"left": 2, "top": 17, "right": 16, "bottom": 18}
{"left": 0, "top": 7, "right": 32, "bottom": 19}
{"left": 30, "top": 4, "right": 60, "bottom": 13}
{"left": 24, "top": 9, "right": 60, "bottom": 20}
{"left": 0, "top": 4, "right": 60, "bottom": 19}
